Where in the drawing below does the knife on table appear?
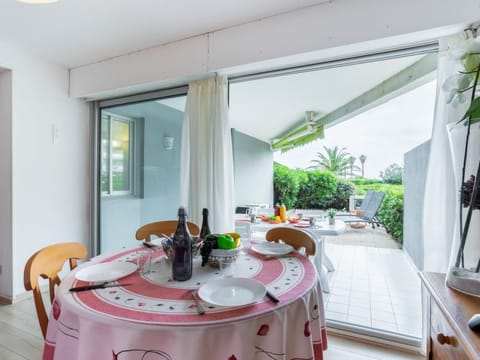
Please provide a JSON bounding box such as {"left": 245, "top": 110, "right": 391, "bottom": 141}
{"left": 265, "top": 290, "right": 280, "bottom": 303}
{"left": 190, "top": 290, "right": 205, "bottom": 315}
{"left": 142, "top": 241, "right": 158, "bottom": 249}
{"left": 69, "top": 283, "right": 132, "bottom": 292}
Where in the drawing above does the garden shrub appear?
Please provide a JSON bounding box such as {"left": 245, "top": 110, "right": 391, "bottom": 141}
{"left": 377, "top": 188, "right": 404, "bottom": 244}
{"left": 295, "top": 170, "right": 337, "bottom": 209}
{"left": 380, "top": 163, "right": 403, "bottom": 184}
{"left": 273, "top": 162, "right": 306, "bottom": 209}
{"left": 323, "top": 179, "right": 356, "bottom": 211}
{"left": 350, "top": 178, "right": 383, "bottom": 186}
{"left": 273, "top": 165, "right": 405, "bottom": 244}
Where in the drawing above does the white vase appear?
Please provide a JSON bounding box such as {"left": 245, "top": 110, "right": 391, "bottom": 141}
{"left": 445, "top": 122, "right": 480, "bottom": 297}
{"left": 328, "top": 216, "right": 335, "bottom": 226}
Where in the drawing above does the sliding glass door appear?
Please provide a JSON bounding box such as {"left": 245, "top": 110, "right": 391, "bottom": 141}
{"left": 95, "top": 89, "right": 187, "bottom": 253}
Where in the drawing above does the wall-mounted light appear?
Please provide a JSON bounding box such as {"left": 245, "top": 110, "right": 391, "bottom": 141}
{"left": 163, "top": 136, "right": 174, "bottom": 150}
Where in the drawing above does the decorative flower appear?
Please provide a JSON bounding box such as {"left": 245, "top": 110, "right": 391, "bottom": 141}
{"left": 442, "top": 73, "right": 472, "bottom": 105}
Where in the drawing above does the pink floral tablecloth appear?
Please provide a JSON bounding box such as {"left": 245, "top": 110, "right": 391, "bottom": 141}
{"left": 43, "top": 246, "right": 327, "bottom": 360}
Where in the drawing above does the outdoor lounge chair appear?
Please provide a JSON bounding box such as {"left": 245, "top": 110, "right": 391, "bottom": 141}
{"left": 337, "top": 191, "right": 385, "bottom": 229}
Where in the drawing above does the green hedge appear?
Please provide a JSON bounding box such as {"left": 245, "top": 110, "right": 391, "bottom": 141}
{"left": 323, "top": 179, "right": 356, "bottom": 211}
{"left": 295, "top": 170, "right": 338, "bottom": 209}
{"left": 273, "top": 162, "right": 352, "bottom": 210}
{"left": 356, "top": 184, "right": 404, "bottom": 244}
{"left": 273, "top": 163, "right": 405, "bottom": 245}
{"left": 350, "top": 178, "right": 383, "bottom": 186}
{"left": 273, "top": 163, "right": 305, "bottom": 209}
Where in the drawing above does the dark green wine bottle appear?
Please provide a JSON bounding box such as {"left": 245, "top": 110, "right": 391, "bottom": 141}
{"left": 172, "top": 207, "right": 192, "bottom": 281}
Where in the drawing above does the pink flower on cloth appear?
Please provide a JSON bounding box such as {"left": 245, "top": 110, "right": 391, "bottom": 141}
{"left": 257, "top": 324, "right": 269, "bottom": 336}
{"left": 304, "top": 321, "right": 311, "bottom": 337}
{"left": 52, "top": 301, "right": 61, "bottom": 320}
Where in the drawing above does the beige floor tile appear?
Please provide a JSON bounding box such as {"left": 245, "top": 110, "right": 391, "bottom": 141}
{"left": 326, "top": 334, "right": 425, "bottom": 360}
{"left": 325, "top": 233, "right": 422, "bottom": 339}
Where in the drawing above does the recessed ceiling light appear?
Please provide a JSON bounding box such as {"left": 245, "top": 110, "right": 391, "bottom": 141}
{"left": 17, "top": 0, "right": 59, "bottom": 3}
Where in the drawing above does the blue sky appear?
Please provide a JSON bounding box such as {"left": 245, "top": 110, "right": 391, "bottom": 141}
{"left": 274, "top": 81, "right": 437, "bottom": 179}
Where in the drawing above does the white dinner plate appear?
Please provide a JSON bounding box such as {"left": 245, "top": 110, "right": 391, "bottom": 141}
{"left": 294, "top": 222, "right": 311, "bottom": 228}
{"left": 251, "top": 242, "right": 294, "bottom": 256}
{"left": 75, "top": 261, "right": 138, "bottom": 283}
{"left": 198, "top": 278, "right": 266, "bottom": 307}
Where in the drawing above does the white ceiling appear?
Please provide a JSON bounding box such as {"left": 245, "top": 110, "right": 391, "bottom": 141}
{"left": 0, "top": 0, "right": 330, "bottom": 68}
{"left": 230, "top": 54, "right": 428, "bottom": 142}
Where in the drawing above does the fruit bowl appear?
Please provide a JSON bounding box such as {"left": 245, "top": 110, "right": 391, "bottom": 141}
{"left": 269, "top": 219, "right": 281, "bottom": 224}
{"left": 161, "top": 236, "right": 203, "bottom": 262}
{"left": 208, "top": 243, "right": 243, "bottom": 267}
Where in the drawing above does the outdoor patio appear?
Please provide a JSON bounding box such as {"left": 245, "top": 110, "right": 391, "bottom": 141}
{"left": 323, "top": 226, "right": 423, "bottom": 339}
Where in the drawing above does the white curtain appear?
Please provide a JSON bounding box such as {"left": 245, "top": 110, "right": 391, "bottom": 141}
{"left": 422, "top": 34, "right": 469, "bottom": 272}
{"left": 180, "top": 76, "right": 235, "bottom": 233}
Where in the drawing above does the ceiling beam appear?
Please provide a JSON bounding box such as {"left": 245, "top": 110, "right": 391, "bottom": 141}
{"left": 272, "top": 53, "right": 438, "bottom": 151}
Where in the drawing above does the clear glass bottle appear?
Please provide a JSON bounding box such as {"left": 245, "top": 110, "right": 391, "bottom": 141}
{"left": 172, "top": 207, "right": 192, "bottom": 281}
{"left": 446, "top": 123, "right": 480, "bottom": 296}
{"left": 200, "top": 208, "right": 211, "bottom": 240}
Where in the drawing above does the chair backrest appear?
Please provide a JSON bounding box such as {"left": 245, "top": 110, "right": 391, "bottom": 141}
{"left": 265, "top": 227, "right": 316, "bottom": 256}
{"left": 135, "top": 220, "right": 200, "bottom": 242}
{"left": 357, "top": 190, "right": 374, "bottom": 211}
{"left": 24, "top": 242, "right": 88, "bottom": 339}
{"left": 360, "top": 191, "right": 385, "bottom": 220}
{"left": 235, "top": 206, "right": 250, "bottom": 214}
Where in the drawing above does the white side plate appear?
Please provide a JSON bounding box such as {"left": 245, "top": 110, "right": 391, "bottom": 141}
{"left": 251, "top": 242, "right": 294, "bottom": 256}
{"left": 75, "top": 262, "right": 138, "bottom": 283}
{"left": 198, "top": 278, "right": 266, "bottom": 307}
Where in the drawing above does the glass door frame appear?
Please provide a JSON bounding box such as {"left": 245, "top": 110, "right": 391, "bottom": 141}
{"left": 90, "top": 86, "right": 188, "bottom": 257}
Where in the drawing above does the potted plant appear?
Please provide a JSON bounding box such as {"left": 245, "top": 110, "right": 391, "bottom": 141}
{"left": 327, "top": 209, "right": 336, "bottom": 225}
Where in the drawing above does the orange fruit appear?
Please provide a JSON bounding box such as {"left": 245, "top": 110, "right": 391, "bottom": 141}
{"left": 226, "top": 232, "right": 241, "bottom": 248}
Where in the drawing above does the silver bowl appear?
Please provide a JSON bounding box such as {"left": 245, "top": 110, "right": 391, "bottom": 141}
{"left": 161, "top": 236, "right": 203, "bottom": 261}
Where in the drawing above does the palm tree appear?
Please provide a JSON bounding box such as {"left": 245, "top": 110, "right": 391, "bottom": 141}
{"left": 308, "top": 146, "right": 351, "bottom": 176}
{"left": 347, "top": 156, "right": 360, "bottom": 178}
{"left": 359, "top": 154, "right": 367, "bottom": 178}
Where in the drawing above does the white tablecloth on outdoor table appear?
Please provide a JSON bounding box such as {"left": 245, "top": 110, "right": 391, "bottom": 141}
{"left": 43, "top": 246, "right": 327, "bottom": 360}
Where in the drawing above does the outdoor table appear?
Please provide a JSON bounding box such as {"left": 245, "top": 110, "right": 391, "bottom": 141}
{"left": 43, "top": 246, "right": 327, "bottom": 360}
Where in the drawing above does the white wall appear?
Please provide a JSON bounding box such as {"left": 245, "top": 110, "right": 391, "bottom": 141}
{"left": 70, "top": 0, "right": 480, "bottom": 99}
{"left": 0, "top": 43, "right": 90, "bottom": 300}
{"left": 0, "top": 68, "right": 13, "bottom": 297}
{"left": 232, "top": 130, "right": 273, "bottom": 208}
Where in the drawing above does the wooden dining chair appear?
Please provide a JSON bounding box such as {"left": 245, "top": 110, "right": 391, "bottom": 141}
{"left": 135, "top": 220, "right": 200, "bottom": 242}
{"left": 24, "top": 242, "right": 88, "bottom": 339}
{"left": 265, "top": 227, "right": 316, "bottom": 256}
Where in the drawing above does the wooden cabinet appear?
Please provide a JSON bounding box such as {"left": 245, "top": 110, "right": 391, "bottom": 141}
{"left": 420, "top": 272, "right": 480, "bottom": 360}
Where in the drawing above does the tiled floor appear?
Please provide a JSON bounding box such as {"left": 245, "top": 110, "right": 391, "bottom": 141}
{"left": 323, "top": 227, "right": 423, "bottom": 339}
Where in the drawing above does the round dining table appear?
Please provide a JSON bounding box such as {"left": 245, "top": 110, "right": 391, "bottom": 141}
{"left": 43, "top": 244, "right": 327, "bottom": 360}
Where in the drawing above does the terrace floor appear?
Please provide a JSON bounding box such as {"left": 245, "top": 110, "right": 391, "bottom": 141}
{"left": 323, "top": 226, "right": 423, "bottom": 339}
